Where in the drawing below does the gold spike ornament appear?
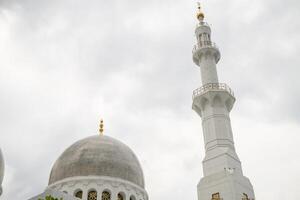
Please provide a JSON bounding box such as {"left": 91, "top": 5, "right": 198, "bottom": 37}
{"left": 99, "top": 119, "right": 104, "bottom": 135}
{"left": 197, "top": 2, "right": 205, "bottom": 21}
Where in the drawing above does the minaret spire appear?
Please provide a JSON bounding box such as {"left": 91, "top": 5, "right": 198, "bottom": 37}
{"left": 193, "top": 3, "right": 220, "bottom": 85}
{"left": 196, "top": 2, "right": 205, "bottom": 22}
{"left": 99, "top": 119, "right": 104, "bottom": 135}
{"left": 191, "top": 3, "right": 255, "bottom": 200}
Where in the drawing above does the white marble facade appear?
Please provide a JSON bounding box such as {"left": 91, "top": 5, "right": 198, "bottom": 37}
{"left": 192, "top": 5, "right": 255, "bottom": 200}
{"left": 48, "top": 176, "right": 148, "bottom": 200}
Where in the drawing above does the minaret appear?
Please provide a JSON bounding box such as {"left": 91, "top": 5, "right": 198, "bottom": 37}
{"left": 192, "top": 4, "right": 255, "bottom": 200}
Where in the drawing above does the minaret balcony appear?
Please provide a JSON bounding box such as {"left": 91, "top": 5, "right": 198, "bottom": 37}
{"left": 192, "top": 41, "right": 220, "bottom": 64}
{"left": 192, "top": 83, "right": 235, "bottom": 118}
{"left": 192, "top": 41, "right": 218, "bottom": 54}
{"left": 192, "top": 83, "right": 234, "bottom": 100}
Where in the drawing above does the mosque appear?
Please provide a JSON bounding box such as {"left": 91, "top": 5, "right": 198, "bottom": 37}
{"left": 0, "top": 4, "right": 255, "bottom": 200}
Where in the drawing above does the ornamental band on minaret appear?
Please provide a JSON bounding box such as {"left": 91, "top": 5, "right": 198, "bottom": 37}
{"left": 192, "top": 4, "right": 255, "bottom": 200}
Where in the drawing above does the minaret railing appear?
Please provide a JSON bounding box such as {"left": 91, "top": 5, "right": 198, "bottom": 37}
{"left": 193, "top": 41, "right": 218, "bottom": 54}
{"left": 196, "top": 21, "right": 210, "bottom": 27}
{"left": 192, "top": 83, "right": 234, "bottom": 99}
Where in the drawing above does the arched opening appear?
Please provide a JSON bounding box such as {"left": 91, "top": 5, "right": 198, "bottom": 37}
{"left": 130, "top": 195, "right": 136, "bottom": 200}
{"left": 242, "top": 193, "right": 249, "bottom": 200}
{"left": 102, "top": 191, "right": 111, "bottom": 200}
{"left": 75, "top": 190, "right": 83, "bottom": 199}
{"left": 88, "top": 190, "right": 98, "bottom": 200}
{"left": 118, "top": 193, "right": 124, "bottom": 200}
{"left": 211, "top": 192, "right": 220, "bottom": 200}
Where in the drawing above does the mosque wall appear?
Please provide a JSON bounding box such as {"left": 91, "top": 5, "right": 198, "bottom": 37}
{"left": 47, "top": 176, "right": 148, "bottom": 200}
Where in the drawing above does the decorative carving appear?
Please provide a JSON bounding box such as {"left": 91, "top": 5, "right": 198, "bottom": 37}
{"left": 102, "top": 191, "right": 111, "bottom": 200}
{"left": 111, "top": 181, "right": 119, "bottom": 187}
{"left": 125, "top": 184, "right": 131, "bottom": 190}
{"left": 83, "top": 181, "right": 90, "bottom": 186}
{"left": 75, "top": 190, "right": 83, "bottom": 199}
{"left": 96, "top": 180, "right": 104, "bottom": 186}
{"left": 88, "top": 191, "right": 97, "bottom": 200}
{"left": 68, "top": 181, "right": 76, "bottom": 187}
{"left": 49, "top": 176, "right": 147, "bottom": 200}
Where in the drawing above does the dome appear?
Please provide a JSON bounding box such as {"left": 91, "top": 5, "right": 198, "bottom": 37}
{"left": 49, "top": 135, "right": 145, "bottom": 188}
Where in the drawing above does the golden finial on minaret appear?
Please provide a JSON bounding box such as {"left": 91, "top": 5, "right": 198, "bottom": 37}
{"left": 196, "top": 2, "right": 205, "bottom": 22}
{"left": 99, "top": 119, "right": 104, "bottom": 135}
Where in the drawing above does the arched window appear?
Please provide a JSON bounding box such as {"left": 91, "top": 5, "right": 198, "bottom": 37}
{"left": 130, "top": 195, "right": 136, "bottom": 200}
{"left": 88, "top": 190, "right": 98, "bottom": 200}
{"left": 242, "top": 193, "right": 249, "bottom": 200}
{"left": 118, "top": 193, "right": 124, "bottom": 200}
{"left": 102, "top": 191, "right": 111, "bottom": 200}
{"left": 212, "top": 193, "right": 220, "bottom": 200}
{"left": 75, "top": 190, "right": 83, "bottom": 199}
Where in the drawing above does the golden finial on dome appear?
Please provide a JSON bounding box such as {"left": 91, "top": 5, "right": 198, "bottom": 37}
{"left": 196, "top": 2, "right": 205, "bottom": 21}
{"left": 99, "top": 119, "right": 104, "bottom": 135}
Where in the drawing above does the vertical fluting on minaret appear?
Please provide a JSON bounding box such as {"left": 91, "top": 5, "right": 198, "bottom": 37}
{"left": 192, "top": 4, "right": 255, "bottom": 200}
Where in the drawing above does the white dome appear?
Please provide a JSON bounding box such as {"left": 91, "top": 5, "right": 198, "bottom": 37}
{"left": 49, "top": 135, "right": 145, "bottom": 188}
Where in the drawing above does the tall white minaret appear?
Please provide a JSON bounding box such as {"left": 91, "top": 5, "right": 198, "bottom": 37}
{"left": 192, "top": 4, "right": 255, "bottom": 200}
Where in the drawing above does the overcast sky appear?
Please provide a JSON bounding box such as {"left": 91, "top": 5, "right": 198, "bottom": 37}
{"left": 0, "top": 0, "right": 299, "bottom": 199}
